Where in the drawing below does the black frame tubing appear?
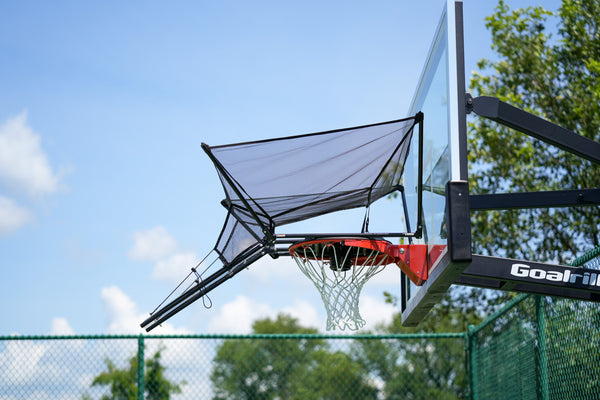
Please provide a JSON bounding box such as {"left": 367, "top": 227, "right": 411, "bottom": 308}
{"left": 141, "top": 244, "right": 267, "bottom": 331}
{"left": 415, "top": 111, "right": 424, "bottom": 238}
{"left": 468, "top": 95, "right": 600, "bottom": 165}
{"left": 470, "top": 188, "right": 600, "bottom": 210}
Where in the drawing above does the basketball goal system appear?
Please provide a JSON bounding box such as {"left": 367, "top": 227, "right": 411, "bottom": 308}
{"left": 141, "top": 0, "right": 600, "bottom": 332}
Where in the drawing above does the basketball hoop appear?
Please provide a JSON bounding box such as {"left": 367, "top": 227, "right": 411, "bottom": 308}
{"left": 289, "top": 238, "right": 428, "bottom": 331}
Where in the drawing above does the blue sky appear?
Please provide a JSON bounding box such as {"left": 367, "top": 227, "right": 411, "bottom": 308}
{"left": 0, "top": 0, "right": 561, "bottom": 335}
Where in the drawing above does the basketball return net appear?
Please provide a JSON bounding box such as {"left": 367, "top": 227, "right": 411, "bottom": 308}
{"left": 140, "top": 114, "right": 435, "bottom": 332}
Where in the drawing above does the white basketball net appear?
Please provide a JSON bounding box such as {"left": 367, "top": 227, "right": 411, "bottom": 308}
{"left": 290, "top": 241, "right": 391, "bottom": 331}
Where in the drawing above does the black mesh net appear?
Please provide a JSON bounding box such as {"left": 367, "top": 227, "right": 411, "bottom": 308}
{"left": 140, "top": 115, "right": 421, "bottom": 331}
{"left": 204, "top": 115, "right": 420, "bottom": 263}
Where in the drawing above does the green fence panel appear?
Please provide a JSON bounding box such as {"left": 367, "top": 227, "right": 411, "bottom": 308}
{"left": 0, "top": 333, "right": 467, "bottom": 399}
{"left": 468, "top": 245, "right": 600, "bottom": 400}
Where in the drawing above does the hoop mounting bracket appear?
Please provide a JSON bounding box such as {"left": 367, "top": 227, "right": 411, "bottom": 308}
{"left": 394, "top": 244, "right": 427, "bottom": 285}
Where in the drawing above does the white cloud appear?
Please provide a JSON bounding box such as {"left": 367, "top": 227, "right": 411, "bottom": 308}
{"left": 128, "top": 225, "right": 178, "bottom": 261}
{"left": 0, "top": 112, "right": 61, "bottom": 197}
{"left": 50, "top": 318, "right": 75, "bottom": 335}
{"left": 365, "top": 263, "right": 402, "bottom": 286}
{"left": 152, "top": 252, "right": 197, "bottom": 284}
{"left": 206, "top": 295, "right": 322, "bottom": 334}
{"left": 358, "top": 295, "right": 397, "bottom": 330}
{"left": 281, "top": 300, "right": 321, "bottom": 330}
{"left": 245, "top": 256, "right": 300, "bottom": 284}
{"left": 100, "top": 285, "right": 189, "bottom": 335}
{"left": 0, "top": 340, "right": 47, "bottom": 384}
{"left": 101, "top": 286, "right": 141, "bottom": 334}
{"left": 129, "top": 226, "right": 203, "bottom": 286}
{"left": 0, "top": 195, "right": 32, "bottom": 234}
{"left": 207, "top": 295, "right": 274, "bottom": 334}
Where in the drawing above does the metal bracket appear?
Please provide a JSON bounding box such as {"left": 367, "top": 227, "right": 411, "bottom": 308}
{"left": 467, "top": 94, "right": 600, "bottom": 165}
{"left": 470, "top": 188, "right": 600, "bottom": 210}
{"left": 465, "top": 92, "right": 474, "bottom": 114}
{"left": 457, "top": 255, "right": 600, "bottom": 302}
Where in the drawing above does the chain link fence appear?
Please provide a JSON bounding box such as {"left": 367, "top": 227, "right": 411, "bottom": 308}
{"left": 0, "top": 333, "right": 467, "bottom": 399}
{"left": 468, "top": 245, "right": 600, "bottom": 400}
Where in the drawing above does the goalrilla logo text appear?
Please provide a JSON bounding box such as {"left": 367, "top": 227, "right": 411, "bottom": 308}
{"left": 511, "top": 263, "right": 600, "bottom": 287}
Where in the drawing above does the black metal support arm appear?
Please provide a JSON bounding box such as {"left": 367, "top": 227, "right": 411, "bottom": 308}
{"left": 275, "top": 229, "right": 419, "bottom": 246}
{"left": 141, "top": 244, "right": 269, "bottom": 332}
{"left": 470, "top": 188, "right": 600, "bottom": 210}
{"left": 468, "top": 95, "right": 600, "bottom": 165}
{"left": 415, "top": 111, "right": 424, "bottom": 238}
{"left": 456, "top": 255, "right": 600, "bottom": 302}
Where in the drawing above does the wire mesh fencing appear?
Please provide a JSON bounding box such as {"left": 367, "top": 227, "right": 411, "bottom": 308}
{"left": 468, "top": 245, "right": 600, "bottom": 400}
{"left": 0, "top": 333, "right": 467, "bottom": 400}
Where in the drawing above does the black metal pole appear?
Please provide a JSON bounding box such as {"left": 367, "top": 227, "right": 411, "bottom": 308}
{"left": 470, "top": 188, "right": 600, "bottom": 210}
{"left": 415, "top": 111, "right": 424, "bottom": 238}
{"left": 470, "top": 95, "right": 600, "bottom": 165}
{"left": 456, "top": 254, "right": 600, "bottom": 302}
{"left": 144, "top": 248, "right": 268, "bottom": 332}
{"left": 140, "top": 265, "right": 230, "bottom": 329}
{"left": 140, "top": 243, "right": 265, "bottom": 329}
{"left": 275, "top": 232, "right": 417, "bottom": 240}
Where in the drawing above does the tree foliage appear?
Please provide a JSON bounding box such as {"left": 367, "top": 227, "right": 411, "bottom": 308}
{"left": 83, "top": 345, "right": 184, "bottom": 400}
{"left": 350, "top": 289, "right": 489, "bottom": 400}
{"left": 469, "top": 0, "right": 600, "bottom": 262}
{"left": 210, "top": 314, "right": 377, "bottom": 400}
{"left": 211, "top": 311, "right": 470, "bottom": 400}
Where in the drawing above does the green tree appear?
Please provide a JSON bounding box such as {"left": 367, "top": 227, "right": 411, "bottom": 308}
{"left": 351, "top": 332, "right": 465, "bottom": 400}
{"left": 83, "top": 345, "right": 184, "bottom": 400}
{"left": 352, "top": 291, "right": 483, "bottom": 400}
{"left": 210, "top": 313, "right": 377, "bottom": 400}
{"left": 469, "top": 0, "right": 600, "bottom": 262}
{"left": 293, "top": 349, "right": 378, "bottom": 400}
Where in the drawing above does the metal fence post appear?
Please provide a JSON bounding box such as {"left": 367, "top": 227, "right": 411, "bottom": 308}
{"left": 468, "top": 325, "right": 478, "bottom": 400}
{"left": 535, "top": 296, "right": 549, "bottom": 400}
{"left": 138, "top": 334, "right": 145, "bottom": 400}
